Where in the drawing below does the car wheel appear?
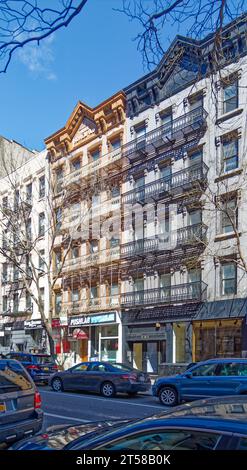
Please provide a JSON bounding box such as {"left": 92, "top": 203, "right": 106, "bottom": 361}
{"left": 100, "top": 382, "right": 115, "bottom": 398}
{"left": 51, "top": 377, "right": 63, "bottom": 392}
{"left": 159, "top": 386, "right": 178, "bottom": 406}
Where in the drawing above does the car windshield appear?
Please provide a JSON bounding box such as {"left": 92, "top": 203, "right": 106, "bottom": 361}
{"left": 111, "top": 363, "right": 133, "bottom": 371}
{"left": 33, "top": 355, "right": 52, "bottom": 365}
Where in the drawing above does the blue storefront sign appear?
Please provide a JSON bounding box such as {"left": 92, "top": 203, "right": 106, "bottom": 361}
{"left": 69, "top": 312, "right": 116, "bottom": 328}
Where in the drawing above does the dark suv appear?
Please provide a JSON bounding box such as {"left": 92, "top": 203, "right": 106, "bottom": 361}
{"left": 0, "top": 359, "right": 43, "bottom": 446}
{"left": 5, "top": 352, "right": 58, "bottom": 384}
{"left": 153, "top": 358, "right": 247, "bottom": 406}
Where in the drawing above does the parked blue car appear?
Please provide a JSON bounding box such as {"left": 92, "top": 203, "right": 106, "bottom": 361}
{"left": 153, "top": 358, "right": 247, "bottom": 406}
{"left": 10, "top": 395, "right": 247, "bottom": 450}
{"left": 5, "top": 352, "right": 58, "bottom": 384}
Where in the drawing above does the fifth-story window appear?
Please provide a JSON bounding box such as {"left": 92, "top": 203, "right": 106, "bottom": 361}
{"left": 221, "top": 198, "right": 237, "bottom": 234}
{"left": 91, "top": 149, "right": 100, "bottom": 162}
{"left": 222, "top": 138, "right": 238, "bottom": 172}
{"left": 39, "top": 175, "right": 45, "bottom": 198}
{"left": 135, "top": 123, "right": 146, "bottom": 138}
{"left": 56, "top": 168, "right": 63, "bottom": 193}
{"left": 38, "top": 212, "right": 45, "bottom": 237}
{"left": 223, "top": 80, "right": 238, "bottom": 114}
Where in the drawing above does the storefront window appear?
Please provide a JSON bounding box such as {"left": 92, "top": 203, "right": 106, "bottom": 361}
{"left": 101, "top": 325, "right": 118, "bottom": 337}
{"left": 91, "top": 324, "right": 119, "bottom": 362}
{"left": 100, "top": 338, "right": 118, "bottom": 362}
{"left": 194, "top": 320, "right": 242, "bottom": 361}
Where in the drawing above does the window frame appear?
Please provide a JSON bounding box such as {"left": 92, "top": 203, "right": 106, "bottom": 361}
{"left": 71, "top": 288, "right": 80, "bottom": 303}
{"left": 90, "top": 148, "right": 101, "bottom": 162}
{"left": 71, "top": 157, "right": 81, "bottom": 171}
{"left": 39, "top": 175, "right": 45, "bottom": 199}
{"left": 221, "top": 197, "right": 238, "bottom": 234}
{"left": 38, "top": 212, "right": 45, "bottom": 237}
{"left": 222, "top": 80, "right": 238, "bottom": 115}
{"left": 39, "top": 249, "right": 45, "bottom": 271}
{"left": 134, "top": 122, "right": 146, "bottom": 139}
{"left": 56, "top": 167, "right": 63, "bottom": 193}
{"left": 26, "top": 182, "right": 32, "bottom": 203}
{"left": 55, "top": 292, "right": 62, "bottom": 315}
{"left": 222, "top": 137, "right": 239, "bottom": 173}
{"left": 221, "top": 262, "right": 237, "bottom": 296}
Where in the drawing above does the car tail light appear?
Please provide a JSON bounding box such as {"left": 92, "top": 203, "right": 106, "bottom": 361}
{"left": 34, "top": 391, "right": 42, "bottom": 409}
{"left": 121, "top": 373, "right": 138, "bottom": 382}
{"left": 26, "top": 365, "right": 40, "bottom": 371}
{"left": 129, "top": 373, "right": 138, "bottom": 382}
{"left": 52, "top": 364, "right": 58, "bottom": 370}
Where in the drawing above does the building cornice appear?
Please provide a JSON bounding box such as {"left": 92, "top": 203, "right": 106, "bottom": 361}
{"left": 44, "top": 91, "right": 126, "bottom": 161}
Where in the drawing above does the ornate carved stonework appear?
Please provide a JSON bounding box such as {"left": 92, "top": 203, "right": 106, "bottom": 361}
{"left": 72, "top": 118, "right": 97, "bottom": 146}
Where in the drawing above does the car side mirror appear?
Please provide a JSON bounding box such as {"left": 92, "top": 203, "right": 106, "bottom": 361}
{"left": 184, "top": 371, "right": 193, "bottom": 379}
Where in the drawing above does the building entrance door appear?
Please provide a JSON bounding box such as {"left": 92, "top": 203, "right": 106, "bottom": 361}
{"left": 80, "top": 340, "right": 88, "bottom": 362}
{"left": 133, "top": 343, "right": 143, "bottom": 370}
{"left": 145, "top": 342, "right": 158, "bottom": 373}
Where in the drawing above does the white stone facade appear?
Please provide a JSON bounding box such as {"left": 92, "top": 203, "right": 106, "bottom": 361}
{"left": 0, "top": 150, "right": 50, "bottom": 354}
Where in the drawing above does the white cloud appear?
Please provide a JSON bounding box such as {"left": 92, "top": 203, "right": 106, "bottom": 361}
{"left": 18, "top": 34, "right": 57, "bottom": 80}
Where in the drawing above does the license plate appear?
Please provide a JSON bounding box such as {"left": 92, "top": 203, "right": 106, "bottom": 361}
{"left": 43, "top": 367, "right": 49, "bottom": 371}
{"left": 0, "top": 403, "right": 6, "bottom": 413}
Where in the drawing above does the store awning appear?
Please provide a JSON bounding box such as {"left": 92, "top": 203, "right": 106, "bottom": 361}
{"left": 193, "top": 298, "right": 247, "bottom": 321}
{"left": 72, "top": 328, "right": 88, "bottom": 340}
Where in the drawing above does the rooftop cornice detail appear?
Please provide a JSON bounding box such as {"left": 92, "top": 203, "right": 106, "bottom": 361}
{"left": 44, "top": 92, "right": 126, "bottom": 158}
{"left": 124, "top": 14, "right": 247, "bottom": 118}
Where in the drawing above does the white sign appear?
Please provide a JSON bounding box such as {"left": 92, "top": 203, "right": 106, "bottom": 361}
{"left": 24, "top": 319, "right": 42, "bottom": 329}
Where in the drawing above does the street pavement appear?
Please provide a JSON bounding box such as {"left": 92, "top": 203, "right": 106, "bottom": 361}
{"left": 39, "top": 386, "right": 166, "bottom": 431}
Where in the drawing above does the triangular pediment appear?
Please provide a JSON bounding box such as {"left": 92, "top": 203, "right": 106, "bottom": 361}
{"left": 45, "top": 92, "right": 125, "bottom": 151}
{"left": 72, "top": 116, "right": 97, "bottom": 146}
{"left": 156, "top": 37, "right": 201, "bottom": 87}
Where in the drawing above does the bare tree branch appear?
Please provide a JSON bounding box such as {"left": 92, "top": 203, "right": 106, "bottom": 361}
{"left": 117, "top": 0, "right": 247, "bottom": 69}
{"left": 0, "top": 0, "right": 88, "bottom": 73}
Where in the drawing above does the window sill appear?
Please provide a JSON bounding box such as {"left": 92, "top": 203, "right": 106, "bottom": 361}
{"left": 215, "top": 168, "right": 242, "bottom": 182}
{"left": 218, "top": 294, "right": 237, "bottom": 300}
{"left": 216, "top": 108, "right": 243, "bottom": 124}
{"left": 214, "top": 232, "right": 241, "bottom": 242}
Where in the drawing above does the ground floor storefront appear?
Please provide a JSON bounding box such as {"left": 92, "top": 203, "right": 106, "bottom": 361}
{"left": 53, "top": 311, "right": 122, "bottom": 367}
{"left": 193, "top": 318, "right": 243, "bottom": 361}
{"left": 122, "top": 299, "right": 247, "bottom": 374}
{"left": 123, "top": 322, "right": 192, "bottom": 374}
{"left": 0, "top": 317, "right": 48, "bottom": 354}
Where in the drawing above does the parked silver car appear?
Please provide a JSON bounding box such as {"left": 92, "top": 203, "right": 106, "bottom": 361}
{"left": 0, "top": 359, "right": 43, "bottom": 447}
{"left": 50, "top": 361, "right": 151, "bottom": 397}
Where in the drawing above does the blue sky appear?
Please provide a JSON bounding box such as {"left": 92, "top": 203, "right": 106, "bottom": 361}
{"left": 0, "top": 0, "right": 181, "bottom": 151}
